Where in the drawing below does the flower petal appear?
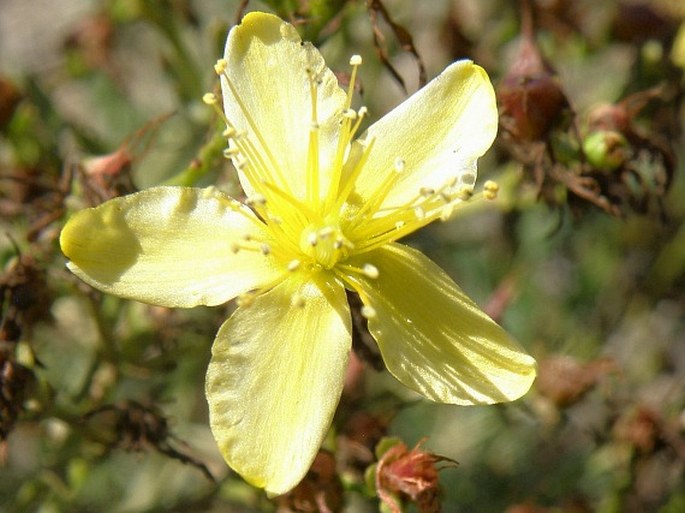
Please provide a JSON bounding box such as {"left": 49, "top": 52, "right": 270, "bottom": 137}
{"left": 349, "top": 60, "right": 497, "bottom": 211}
{"left": 347, "top": 244, "right": 536, "bottom": 404}
{"left": 222, "top": 12, "right": 347, "bottom": 202}
{"left": 60, "top": 186, "right": 283, "bottom": 307}
{"left": 206, "top": 273, "right": 351, "bottom": 495}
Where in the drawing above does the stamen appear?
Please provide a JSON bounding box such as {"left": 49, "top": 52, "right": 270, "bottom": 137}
{"left": 202, "top": 92, "right": 217, "bottom": 105}
{"left": 360, "top": 305, "right": 377, "bottom": 319}
{"left": 214, "top": 59, "right": 227, "bottom": 75}
{"left": 483, "top": 180, "right": 499, "bottom": 200}
{"left": 245, "top": 194, "right": 266, "bottom": 206}
{"left": 362, "top": 263, "right": 379, "bottom": 279}
{"left": 222, "top": 148, "right": 240, "bottom": 159}
{"left": 287, "top": 259, "right": 301, "bottom": 272}
{"left": 306, "top": 69, "right": 321, "bottom": 208}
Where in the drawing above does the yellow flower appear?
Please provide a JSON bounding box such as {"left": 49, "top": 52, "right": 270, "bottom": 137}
{"left": 60, "top": 12, "right": 536, "bottom": 496}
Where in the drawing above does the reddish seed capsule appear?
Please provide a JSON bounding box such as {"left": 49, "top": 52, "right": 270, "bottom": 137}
{"left": 498, "top": 4, "right": 569, "bottom": 143}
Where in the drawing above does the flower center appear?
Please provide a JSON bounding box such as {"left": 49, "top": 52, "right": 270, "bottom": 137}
{"left": 299, "top": 220, "right": 353, "bottom": 269}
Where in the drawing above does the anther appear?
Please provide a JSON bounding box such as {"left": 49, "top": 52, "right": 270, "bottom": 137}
{"left": 362, "top": 263, "right": 380, "bottom": 279}
{"left": 457, "top": 187, "right": 473, "bottom": 201}
{"left": 230, "top": 242, "right": 240, "bottom": 254}
{"left": 307, "top": 232, "right": 318, "bottom": 246}
{"left": 260, "top": 244, "right": 271, "bottom": 256}
{"left": 483, "top": 180, "right": 499, "bottom": 200}
{"left": 214, "top": 59, "right": 227, "bottom": 75}
{"left": 202, "top": 92, "right": 217, "bottom": 105}
{"left": 420, "top": 187, "right": 435, "bottom": 197}
{"left": 358, "top": 106, "right": 368, "bottom": 117}
{"left": 349, "top": 54, "right": 363, "bottom": 66}
{"left": 291, "top": 294, "right": 306, "bottom": 308}
{"left": 246, "top": 194, "right": 266, "bottom": 206}
{"left": 361, "top": 305, "right": 377, "bottom": 319}
{"left": 222, "top": 148, "right": 239, "bottom": 159}
{"left": 222, "top": 127, "right": 236, "bottom": 138}
{"left": 343, "top": 109, "right": 357, "bottom": 119}
{"left": 414, "top": 206, "right": 426, "bottom": 219}
{"left": 287, "top": 259, "right": 301, "bottom": 272}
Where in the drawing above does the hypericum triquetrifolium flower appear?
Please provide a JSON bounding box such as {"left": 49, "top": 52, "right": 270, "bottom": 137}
{"left": 60, "top": 11, "right": 536, "bottom": 496}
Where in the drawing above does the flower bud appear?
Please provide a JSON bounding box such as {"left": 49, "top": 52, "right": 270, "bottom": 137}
{"left": 582, "top": 130, "right": 629, "bottom": 171}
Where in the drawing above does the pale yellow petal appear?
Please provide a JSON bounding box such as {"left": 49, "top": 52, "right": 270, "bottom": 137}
{"left": 222, "top": 12, "right": 347, "bottom": 202}
{"left": 206, "top": 273, "right": 351, "bottom": 495}
{"left": 347, "top": 244, "right": 536, "bottom": 404}
{"left": 60, "top": 187, "right": 283, "bottom": 307}
{"left": 349, "top": 61, "right": 497, "bottom": 212}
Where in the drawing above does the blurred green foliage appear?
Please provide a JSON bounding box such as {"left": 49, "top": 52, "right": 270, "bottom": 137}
{"left": 1, "top": 1, "right": 683, "bottom": 512}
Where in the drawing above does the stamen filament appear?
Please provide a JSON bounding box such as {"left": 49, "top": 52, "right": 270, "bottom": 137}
{"left": 220, "top": 71, "right": 292, "bottom": 195}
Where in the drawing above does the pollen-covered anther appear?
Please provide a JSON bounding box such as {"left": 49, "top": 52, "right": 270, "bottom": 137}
{"left": 202, "top": 92, "right": 217, "bottom": 105}
{"left": 362, "top": 263, "right": 380, "bottom": 279}
{"left": 222, "top": 127, "right": 236, "bottom": 138}
{"left": 307, "top": 232, "right": 318, "bottom": 247}
{"left": 287, "top": 259, "right": 301, "bottom": 272}
{"left": 414, "top": 206, "right": 426, "bottom": 219}
{"left": 360, "top": 305, "right": 377, "bottom": 319}
{"left": 214, "top": 58, "right": 227, "bottom": 75}
{"left": 457, "top": 187, "right": 474, "bottom": 201}
{"left": 483, "top": 180, "right": 499, "bottom": 200}
{"left": 420, "top": 187, "right": 435, "bottom": 197}
{"left": 349, "top": 54, "right": 363, "bottom": 66}
{"left": 230, "top": 242, "right": 241, "bottom": 254}
{"left": 260, "top": 244, "right": 271, "bottom": 256}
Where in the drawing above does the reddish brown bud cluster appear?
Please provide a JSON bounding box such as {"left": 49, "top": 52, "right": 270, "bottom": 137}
{"left": 374, "top": 438, "right": 457, "bottom": 513}
{"left": 276, "top": 451, "right": 344, "bottom": 513}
